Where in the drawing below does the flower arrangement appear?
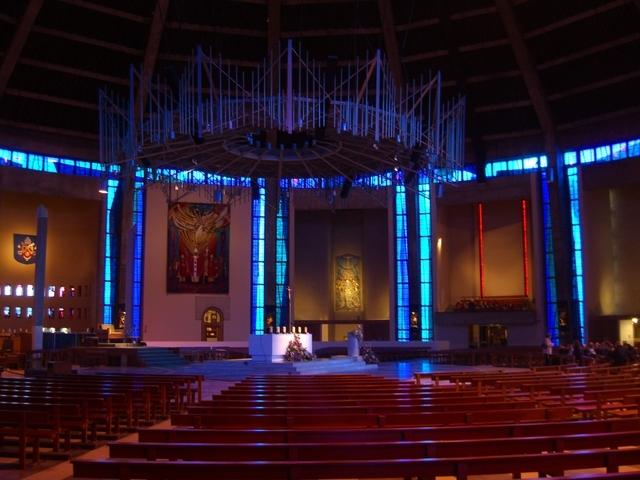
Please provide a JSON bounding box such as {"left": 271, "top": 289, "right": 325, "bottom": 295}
{"left": 284, "top": 334, "right": 314, "bottom": 362}
{"left": 359, "top": 345, "right": 379, "bottom": 364}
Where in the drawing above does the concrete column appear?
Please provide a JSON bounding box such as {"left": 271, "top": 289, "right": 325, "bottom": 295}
{"left": 32, "top": 205, "right": 48, "bottom": 358}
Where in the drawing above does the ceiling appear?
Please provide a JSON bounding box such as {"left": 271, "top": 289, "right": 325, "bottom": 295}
{"left": 1, "top": 0, "right": 639, "bottom": 167}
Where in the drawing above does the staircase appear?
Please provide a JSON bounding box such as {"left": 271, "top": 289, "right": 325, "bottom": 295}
{"left": 136, "top": 348, "right": 188, "bottom": 368}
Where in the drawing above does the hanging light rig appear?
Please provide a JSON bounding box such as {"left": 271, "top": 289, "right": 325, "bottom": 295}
{"left": 99, "top": 40, "right": 466, "bottom": 190}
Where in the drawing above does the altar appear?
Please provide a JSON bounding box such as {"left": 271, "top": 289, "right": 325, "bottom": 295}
{"left": 248, "top": 333, "right": 313, "bottom": 363}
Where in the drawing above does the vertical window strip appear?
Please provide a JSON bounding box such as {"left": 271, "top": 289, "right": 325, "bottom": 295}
{"left": 251, "top": 179, "right": 266, "bottom": 334}
{"left": 565, "top": 163, "right": 586, "bottom": 343}
{"left": 130, "top": 175, "right": 145, "bottom": 338}
{"left": 103, "top": 178, "right": 119, "bottom": 325}
{"left": 540, "top": 170, "right": 559, "bottom": 344}
{"left": 275, "top": 183, "right": 289, "bottom": 328}
{"left": 416, "top": 175, "right": 432, "bottom": 341}
{"left": 395, "top": 181, "right": 410, "bottom": 341}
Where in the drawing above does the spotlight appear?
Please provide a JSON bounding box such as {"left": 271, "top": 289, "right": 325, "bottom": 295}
{"left": 98, "top": 179, "right": 108, "bottom": 194}
{"left": 632, "top": 317, "right": 639, "bottom": 324}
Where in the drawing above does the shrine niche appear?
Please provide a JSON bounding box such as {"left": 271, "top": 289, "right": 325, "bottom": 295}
{"left": 202, "top": 307, "right": 224, "bottom": 341}
{"left": 334, "top": 254, "right": 362, "bottom": 312}
{"left": 167, "top": 202, "right": 230, "bottom": 294}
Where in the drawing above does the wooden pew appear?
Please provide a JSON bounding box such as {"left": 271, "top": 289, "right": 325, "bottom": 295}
{"left": 108, "top": 430, "right": 640, "bottom": 461}
{"left": 172, "top": 406, "right": 574, "bottom": 429}
{"left": 209, "top": 388, "right": 533, "bottom": 403}
{"left": 0, "top": 389, "right": 119, "bottom": 440}
{"left": 71, "top": 447, "right": 640, "bottom": 480}
{"left": 140, "top": 417, "right": 640, "bottom": 444}
{"left": 185, "top": 399, "right": 540, "bottom": 416}
{"left": 0, "top": 410, "right": 62, "bottom": 469}
{"left": 0, "top": 377, "right": 162, "bottom": 425}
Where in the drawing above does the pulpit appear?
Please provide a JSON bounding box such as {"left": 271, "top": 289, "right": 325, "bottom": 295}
{"left": 248, "top": 333, "right": 313, "bottom": 363}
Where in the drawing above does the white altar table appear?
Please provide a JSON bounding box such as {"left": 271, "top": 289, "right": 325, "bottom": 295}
{"left": 248, "top": 333, "right": 313, "bottom": 363}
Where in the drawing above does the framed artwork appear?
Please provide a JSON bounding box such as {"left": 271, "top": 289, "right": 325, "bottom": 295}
{"left": 334, "top": 254, "right": 362, "bottom": 311}
{"left": 167, "top": 202, "right": 230, "bottom": 293}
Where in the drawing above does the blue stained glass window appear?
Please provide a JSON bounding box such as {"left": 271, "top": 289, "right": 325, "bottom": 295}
{"left": 540, "top": 170, "right": 559, "bottom": 344}
{"left": 485, "top": 155, "right": 547, "bottom": 178}
{"left": 11, "top": 151, "right": 26, "bottom": 167}
{"left": 0, "top": 149, "right": 11, "bottom": 163}
{"left": 416, "top": 175, "right": 433, "bottom": 341}
{"left": 251, "top": 179, "right": 266, "bottom": 334}
{"left": 564, "top": 152, "right": 578, "bottom": 166}
{"left": 130, "top": 175, "right": 145, "bottom": 338}
{"left": 395, "top": 179, "right": 410, "bottom": 341}
{"left": 580, "top": 149, "right": 595, "bottom": 164}
{"left": 275, "top": 182, "right": 289, "bottom": 328}
{"left": 27, "top": 154, "right": 43, "bottom": 170}
{"left": 612, "top": 143, "right": 627, "bottom": 160}
{"left": 103, "top": 178, "right": 119, "bottom": 325}
{"left": 565, "top": 164, "right": 585, "bottom": 343}
{"left": 595, "top": 146, "right": 611, "bottom": 162}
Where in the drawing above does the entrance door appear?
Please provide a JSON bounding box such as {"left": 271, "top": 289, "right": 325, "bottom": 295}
{"left": 202, "top": 307, "right": 224, "bottom": 341}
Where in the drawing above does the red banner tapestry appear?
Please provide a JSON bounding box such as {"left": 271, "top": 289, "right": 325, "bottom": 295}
{"left": 167, "top": 203, "right": 230, "bottom": 294}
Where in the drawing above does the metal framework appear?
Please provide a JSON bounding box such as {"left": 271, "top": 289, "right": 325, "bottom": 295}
{"left": 99, "top": 40, "right": 465, "bottom": 186}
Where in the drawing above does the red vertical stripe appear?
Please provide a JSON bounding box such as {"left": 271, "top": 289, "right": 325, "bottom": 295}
{"left": 478, "top": 202, "right": 485, "bottom": 298}
{"left": 521, "top": 199, "right": 529, "bottom": 296}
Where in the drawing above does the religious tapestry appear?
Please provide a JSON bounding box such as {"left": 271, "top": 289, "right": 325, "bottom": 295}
{"left": 167, "top": 202, "right": 230, "bottom": 294}
{"left": 334, "top": 254, "right": 362, "bottom": 311}
{"left": 14, "top": 234, "right": 38, "bottom": 264}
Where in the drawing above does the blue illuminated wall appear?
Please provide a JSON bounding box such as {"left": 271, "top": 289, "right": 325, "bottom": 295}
{"left": 394, "top": 178, "right": 410, "bottom": 341}
{"left": 251, "top": 179, "right": 266, "bottom": 334}
{"left": 416, "top": 175, "right": 433, "bottom": 341}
